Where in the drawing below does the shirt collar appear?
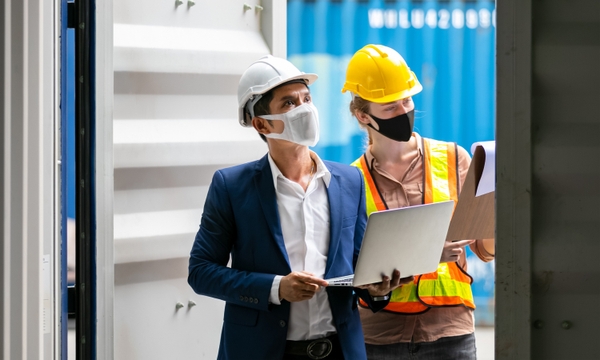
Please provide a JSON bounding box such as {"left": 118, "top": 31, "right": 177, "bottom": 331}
{"left": 267, "top": 151, "right": 332, "bottom": 191}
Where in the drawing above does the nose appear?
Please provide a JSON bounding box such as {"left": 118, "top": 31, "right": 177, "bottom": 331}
{"left": 298, "top": 95, "right": 309, "bottom": 105}
{"left": 397, "top": 101, "right": 414, "bottom": 115}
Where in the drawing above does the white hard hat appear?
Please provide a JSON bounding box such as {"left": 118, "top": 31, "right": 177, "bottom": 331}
{"left": 237, "top": 55, "right": 318, "bottom": 127}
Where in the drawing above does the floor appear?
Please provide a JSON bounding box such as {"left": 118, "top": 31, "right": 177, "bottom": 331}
{"left": 68, "top": 322, "right": 495, "bottom": 359}
{"left": 475, "top": 326, "right": 495, "bottom": 360}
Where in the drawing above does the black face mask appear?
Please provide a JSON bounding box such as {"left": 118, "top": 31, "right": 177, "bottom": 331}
{"left": 367, "top": 110, "right": 415, "bottom": 142}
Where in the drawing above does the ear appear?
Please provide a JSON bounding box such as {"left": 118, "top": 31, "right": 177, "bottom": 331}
{"left": 252, "top": 116, "right": 272, "bottom": 135}
{"left": 355, "top": 110, "right": 372, "bottom": 126}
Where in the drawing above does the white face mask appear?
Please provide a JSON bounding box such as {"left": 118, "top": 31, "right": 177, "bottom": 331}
{"left": 259, "top": 103, "right": 320, "bottom": 147}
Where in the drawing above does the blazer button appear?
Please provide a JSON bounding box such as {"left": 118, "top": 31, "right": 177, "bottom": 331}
{"left": 239, "top": 295, "right": 244, "bottom": 301}
{"left": 279, "top": 320, "right": 286, "bottom": 328}
{"left": 254, "top": 298, "right": 259, "bottom": 304}
{"left": 244, "top": 296, "right": 249, "bottom": 302}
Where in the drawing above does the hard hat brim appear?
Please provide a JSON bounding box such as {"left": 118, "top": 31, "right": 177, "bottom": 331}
{"left": 367, "top": 81, "right": 423, "bottom": 104}
{"left": 343, "top": 80, "right": 423, "bottom": 104}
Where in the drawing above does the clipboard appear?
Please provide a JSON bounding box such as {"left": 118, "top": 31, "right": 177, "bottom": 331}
{"left": 446, "top": 142, "right": 495, "bottom": 241}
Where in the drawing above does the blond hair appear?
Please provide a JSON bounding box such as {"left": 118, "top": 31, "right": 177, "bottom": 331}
{"left": 349, "top": 96, "right": 373, "bottom": 146}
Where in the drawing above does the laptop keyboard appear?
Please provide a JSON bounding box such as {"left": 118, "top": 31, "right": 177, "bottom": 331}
{"left": 325, "top": 274, "right": 355, "bottom": 286}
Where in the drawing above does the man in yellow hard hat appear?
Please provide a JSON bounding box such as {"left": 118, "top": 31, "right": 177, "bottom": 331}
{"left": 342, "top": 44, "right": 495, "bottom": 360}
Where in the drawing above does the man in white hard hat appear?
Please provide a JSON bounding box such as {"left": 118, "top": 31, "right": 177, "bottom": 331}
{"left": 188, "top": 55, "right": 406, "bottom": 360}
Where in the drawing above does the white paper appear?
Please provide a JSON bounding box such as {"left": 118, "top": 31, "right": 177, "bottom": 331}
{"left": 470, "top": 141, "right": 496, "bottom": 197}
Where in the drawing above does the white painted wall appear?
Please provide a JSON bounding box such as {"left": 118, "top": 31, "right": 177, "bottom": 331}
{"left": 111, "top": 1, "right": 286, "bottom": 358}
{"left": 1, "top": 0, "right": 59, "bottom": 359}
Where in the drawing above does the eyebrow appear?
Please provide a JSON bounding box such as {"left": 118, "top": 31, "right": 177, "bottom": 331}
{"left": 277, "top": 91, "right": 311, "bottom": 103}
{"left": 382, "top": 98, "right": 411, "bottom": 106}
{"left": 381, "top": 101, "right": 398, "bottom": 106}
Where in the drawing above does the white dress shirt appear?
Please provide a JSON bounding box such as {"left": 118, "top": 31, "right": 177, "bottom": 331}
{"left": 267, "top": 152, "right": 335, "bottom": 341}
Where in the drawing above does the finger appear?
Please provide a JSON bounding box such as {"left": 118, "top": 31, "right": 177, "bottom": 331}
{"left": 389, "top": 270, "right": 401, "bottom": 287}
{"left": 296, "top": 273, "right": 328, "bottom": 287}
{"left": 454, "top": 247, "right": 464, "bottom": 256}
{"left": 380, "top": 277, "right": 391, "bottom": 293}
{"left": 303, "top": 278, "right": 327, "bottom": 288}
{"left": 451, "top": 239, "right": 476, "bottom": 248}
{"left": 299, "top": 271, "right": 315, "bottom": 277}
{"left": 312, "top": 279, "right": 329, "bottom": 287}
{"left": 297, "top": 290, "right": 313, "bottom": 298}
{"left": 380, "top": 274, "right": 391, "bottom": 288}
{"left": 302, "top": 283, "right": 320, "bottom": 294}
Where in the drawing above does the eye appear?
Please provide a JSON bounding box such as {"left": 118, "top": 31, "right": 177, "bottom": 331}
{"left": 304, "top": 95, "right": 311, "bottom": 102}
{"left": 284, "top": 100, "right": 295, "bottom": 106}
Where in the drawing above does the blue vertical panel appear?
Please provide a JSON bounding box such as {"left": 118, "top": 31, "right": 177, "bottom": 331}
{"left": 447, "top": 0, "right": 465, "bottom": 143}
{"left": 61, "top": 1, "right": 78, "bottom": 357}
{"left": 431, "top": 1, "right": 451, "bottom": 140}
{"left": 326, "top": 1, "right": 343, "bottom": 56}
{"left": 461, "top": 1, "right": 477, "bottom": 147}
{"left": 340, "top": 0, "right": 358, "bottom": 55}
{"left": 287, "top": 0, "right": 304, "bottom": 57}
{"left": 67, "top": 31, "right": 76, "bottom": 221}
{"left": 474, "top": 0, "right": 495, "bottom": 140}
{"left": 60, "top": 1, "right": 68, "bottom": 357}
{"left": 288, "top": 0, "right": 496, "bottom": 155}
{"left": 287, "top": 0, "right": 496, "bottom": 326}
{"left": 415, "top": 0, "right": 439, "bottom": 138}
{"left": 302, "top": 1, "right": 316, "bottom": 54}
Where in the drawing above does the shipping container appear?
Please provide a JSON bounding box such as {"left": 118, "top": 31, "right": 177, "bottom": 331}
{"left": 288, "top": 0, "right": 496, "bottom": 325}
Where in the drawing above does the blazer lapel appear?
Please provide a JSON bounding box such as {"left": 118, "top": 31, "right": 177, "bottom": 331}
{"left": 254, "top": 155, "right": 291, "bottom": 267}
{"left": 325, "top": 170, "right": 343, "bottom": 276}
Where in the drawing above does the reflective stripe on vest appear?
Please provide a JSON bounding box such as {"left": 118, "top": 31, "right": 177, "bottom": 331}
{"left": 352, "top": 137, "right": 475, "bottom": 314}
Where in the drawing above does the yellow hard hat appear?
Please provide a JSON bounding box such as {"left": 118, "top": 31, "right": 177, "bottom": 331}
{"left": 342, "top": 44, "right": 422, "bottom": 103}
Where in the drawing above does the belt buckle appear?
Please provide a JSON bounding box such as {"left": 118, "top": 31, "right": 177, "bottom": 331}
{"left": 306, "top": 338, "right": 332, "bottom": 360}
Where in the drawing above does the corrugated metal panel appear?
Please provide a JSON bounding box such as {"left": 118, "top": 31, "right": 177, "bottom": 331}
{"left": 495, "top": 0, "right": 532, "bottom": 357}
{"left": 112, "top": 1, "right": 285, "bottom": 358}
{"left": 1, "top": 0, "right": 58, "bottom": 358}
{"left": 497, "top": 0, "right": 600, "bottom": 358}
{"left": 113, "top": 6, "right": 273, "bottom": 264}
{"left": 529, "top": 0, "right": 600, "bottom": 359}
{"left": 95, "top": 0, "right": 115, "bottom": 357}
{"left": 288, "top": 0, "right": 496, "bottom": 325}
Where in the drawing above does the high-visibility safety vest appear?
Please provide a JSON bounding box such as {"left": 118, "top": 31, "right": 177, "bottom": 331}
{"left": 352, "top": 137, "right": 475, "bottom": 314}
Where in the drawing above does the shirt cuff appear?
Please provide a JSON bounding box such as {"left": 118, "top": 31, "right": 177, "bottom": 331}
{"left": 270, "top": 275, "right": 283, "bottom": 305}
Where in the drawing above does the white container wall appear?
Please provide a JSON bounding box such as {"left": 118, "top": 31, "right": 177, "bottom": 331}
{"left": 112, "top": 1, "right": 285, "bottom": 358}
{"left": 1, "top": 0, "right": 60, "bottom": 359}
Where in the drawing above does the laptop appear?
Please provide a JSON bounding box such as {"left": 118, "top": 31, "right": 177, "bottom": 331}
{"left": 326, "top": 200, "right": 455, "bottom": 287}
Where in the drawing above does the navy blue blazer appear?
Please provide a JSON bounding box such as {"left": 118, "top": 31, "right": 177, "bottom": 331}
{"left": 188, "top": 154, "right": 377, "bottom": 360}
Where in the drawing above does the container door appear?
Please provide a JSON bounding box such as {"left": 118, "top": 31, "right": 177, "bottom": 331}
{"left": 112, "top": 1, "right": 285, "bottom": 358}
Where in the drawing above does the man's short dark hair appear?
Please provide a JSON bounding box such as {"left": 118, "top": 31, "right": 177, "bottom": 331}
{"left": 253, "top": 92, "right": 275, "bottom": 142}
{"left": 245, "top": 79, "right": 309, "bottom": 142}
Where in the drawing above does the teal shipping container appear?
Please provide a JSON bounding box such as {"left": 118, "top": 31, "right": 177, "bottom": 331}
{"left": 288, "top": 0, "right": 496, "bottom": 326}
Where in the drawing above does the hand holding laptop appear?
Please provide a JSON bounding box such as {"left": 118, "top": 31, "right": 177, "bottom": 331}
{"left": 353, "top": 269, "right": 414, "bottom": 297}
{"left": 280, "top": 271, "right": 328, "bottom": 303}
